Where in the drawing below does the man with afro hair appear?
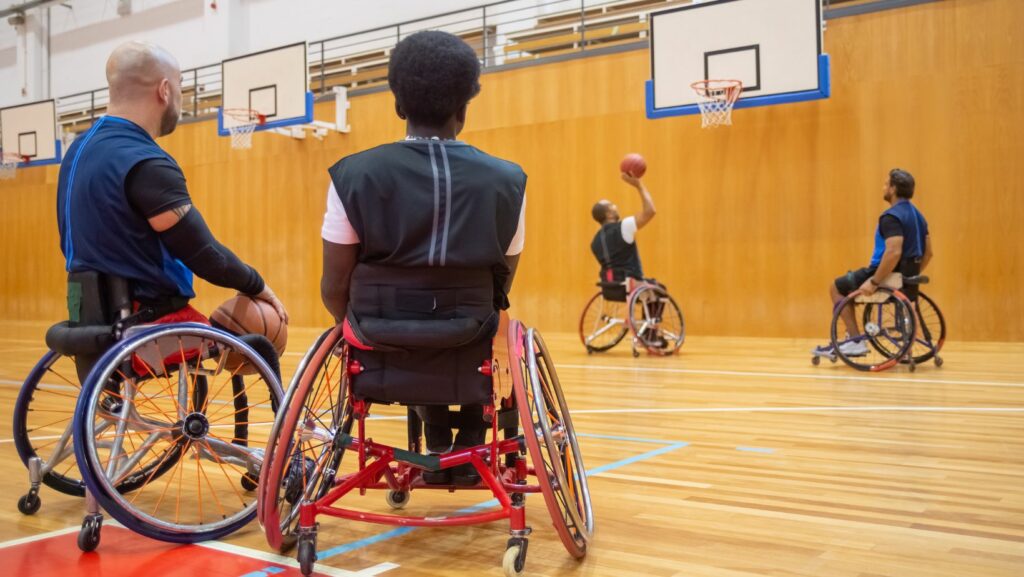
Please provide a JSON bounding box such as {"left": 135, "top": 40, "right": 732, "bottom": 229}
{"left": 320, "top": 31, "right": 527, "bottom": 487}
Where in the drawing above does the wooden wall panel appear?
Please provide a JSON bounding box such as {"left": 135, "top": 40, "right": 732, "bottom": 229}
{"left": 0, "top": 0, "right": 1021, "bottom": 341}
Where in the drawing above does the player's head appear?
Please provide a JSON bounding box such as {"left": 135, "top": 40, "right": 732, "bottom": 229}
{"left": 387, "top": 31, "right": 482, "bottom": 134}
{"left": 106, "top": 41, "right": 182, "bottom": 136}
{"left": 884, "top": 168, "right": 915, "bottom": 202}
{"left": 591, "top": 200, "right": 619, "bottom": 224}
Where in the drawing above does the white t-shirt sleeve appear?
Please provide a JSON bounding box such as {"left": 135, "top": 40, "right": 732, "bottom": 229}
{"left": 506, "top": 195, "right": 526, "bottom": 256}
{"left": 620, "top": 216, "right": 638, "bottom": 244}
{"left": 321, "top": 182, "right": 360, "bottom": 245}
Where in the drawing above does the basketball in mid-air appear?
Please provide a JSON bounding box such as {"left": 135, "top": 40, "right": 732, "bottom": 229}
{"left": 620, "top": 153, "right": 647, "bottom": 178}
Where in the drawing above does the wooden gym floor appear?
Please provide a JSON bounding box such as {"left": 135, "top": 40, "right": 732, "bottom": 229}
{"left": 0, "top": 320, "right": 1021, "bottom": 577}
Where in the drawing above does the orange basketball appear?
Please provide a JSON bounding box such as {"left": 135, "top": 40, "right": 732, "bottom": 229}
{"left": 211, "top": 295, "right": 287, "bottom": 374}
{"left": 620, "top": 153, "right": 647, "bottom": 178}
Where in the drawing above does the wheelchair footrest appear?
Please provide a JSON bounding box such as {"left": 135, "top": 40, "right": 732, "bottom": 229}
{"left": 392, "top": 448, "right": 441, "bottom": 472}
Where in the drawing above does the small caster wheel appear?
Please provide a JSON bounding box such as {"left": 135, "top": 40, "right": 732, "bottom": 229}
{"left": 385, "top": 490, "right": 409, "bottom": 509}
{"left": 632, "top": 349, "right": 640, "bottom": 358}
{"left": 17, "top": 492, "right": 41, "bottom": 515}
{"left": 829, "top": 355, "right": 837, "bottom": 364}
{"left": 934, "top": 356, "right": 943, "bottom": 367}
{"left": 503, "top": 538, "right": 528, "bottom": 577}
{"left": 586, "top": 349, "right": 593, "bottom": 355}
{"left": 78, "top": 517, "right": 102, "bottom": 552}
{"left": 811, "top": 356, "right": 821, "bottom": 366}
{"left": 240, "top": 472, "right": 259, "bottom": 492}
{"left": 908, "top": 360, "right": 916, "bottom": 372}
{"left": 297, "top": 536, "right": 317, "bottom": 577}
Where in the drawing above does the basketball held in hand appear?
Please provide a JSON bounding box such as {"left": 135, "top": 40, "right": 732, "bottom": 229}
{"left": 211, "top": 295, "right": 288, "bottom": 374}
{"left": 620, "top": 153, "right": 647, "bottom": 178}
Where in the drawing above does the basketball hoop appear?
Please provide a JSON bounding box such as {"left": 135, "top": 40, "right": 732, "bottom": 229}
{"left": 223, "top": 109, "right": 265, "bottom": 149}
{"left": 691, "top": 79, "right": 743, "bottom": 128}
{"left": 0, "top": 153, "right": 25, "bottom": 180}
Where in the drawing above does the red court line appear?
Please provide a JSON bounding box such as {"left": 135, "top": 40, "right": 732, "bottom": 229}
{"left": 0, "top": 526, "right": 302, "bottom": 577}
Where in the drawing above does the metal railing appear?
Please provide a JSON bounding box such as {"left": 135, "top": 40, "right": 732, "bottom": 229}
{"left": 51, "top": 0, "right": 879, "bottom": 135}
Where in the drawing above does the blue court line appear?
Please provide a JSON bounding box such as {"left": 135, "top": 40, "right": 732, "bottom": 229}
{"left": 238, "top": 434, "right": 689, "bottom": 574}
{"left": 736, "top": 446, "right": 776, "bottom": 454}
{"left": 238, "top": 567, "right": 285, "bottom": 577}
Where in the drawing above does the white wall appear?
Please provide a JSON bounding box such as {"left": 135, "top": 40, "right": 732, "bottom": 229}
{"left": 0, "top": 0, "right": 503, "bottom": 107}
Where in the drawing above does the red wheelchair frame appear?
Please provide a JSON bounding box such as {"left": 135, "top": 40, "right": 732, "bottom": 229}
{"left": 258, "top": 316, "right": 593, "bottom": 577}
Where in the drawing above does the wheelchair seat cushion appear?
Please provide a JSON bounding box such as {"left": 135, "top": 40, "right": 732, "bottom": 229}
{"left": 45, "top": 322, "right": 116, "bottom": 356}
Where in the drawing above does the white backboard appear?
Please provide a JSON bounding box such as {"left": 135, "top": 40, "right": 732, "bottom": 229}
{"left": 219, "top": 42, "right": 312, "bottom": 134}
{"left": 647, "top": 0, "right": 828, "bottom": 118}
{"left": 0, "top": 100, "right": 60, "bottom": 165}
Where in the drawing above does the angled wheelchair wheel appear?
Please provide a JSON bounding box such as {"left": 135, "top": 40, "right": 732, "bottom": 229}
{"left": 627, "top": 285, "right": 684, "bottom": 355}
{"left": 511, "top": 323, "right": 593, "bottom": 558}
{"left": 910, "top": 292, "right": 946, "bottom": 364}
{"left": 578, "top": 291, "right": 628, "bottom": 353}
{"left": 13, "top": 351, "right": 86, "bottom": 499}
{"left": 259, "top": 326, "right": 351, "bottom": 552}
{"left": 832, "top": 290, "right": 915, "bottom": 371}
{"left": 73, "top": 323, "right": 284, "bottom": 543}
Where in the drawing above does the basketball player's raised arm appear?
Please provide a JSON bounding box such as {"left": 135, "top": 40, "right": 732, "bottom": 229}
{"left": 622, "top": 173, "right": 656, "bottom": 229}
{"left": 128, "top": 159, "right": 288, "bottom": 322}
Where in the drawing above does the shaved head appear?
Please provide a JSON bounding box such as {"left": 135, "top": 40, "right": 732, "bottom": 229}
{"left": 106, "top": 42, "right": 182, "bottom": 136}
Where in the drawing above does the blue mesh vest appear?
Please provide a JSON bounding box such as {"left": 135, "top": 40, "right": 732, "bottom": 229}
{"left": 869, "top": 199, "right": 929, "bottom": 270}
{"left": 56, "top": 116, "right": 194, "bottom": 302}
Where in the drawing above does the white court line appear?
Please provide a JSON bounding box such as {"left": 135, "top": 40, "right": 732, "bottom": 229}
{"left": 572, "top": 406, "right": 1024, "bottom": 414}
{"left": 593, "top": 471, "right": 712, "bottom": 488}
{"left": 196, "top": 540, "right": 399, "bottom": 577}
{"left": 0, "top": 526, "right": 80, "bottom": 550}
{"left": 558, "top": 363, "right": 1024, "bottom": 388}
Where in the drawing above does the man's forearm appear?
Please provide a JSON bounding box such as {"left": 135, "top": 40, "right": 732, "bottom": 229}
{"left": 872, "top": 251, "right": 902, "bottom": 284}
{"left": 321, "top": 283, "right": 349, "bottom": 325}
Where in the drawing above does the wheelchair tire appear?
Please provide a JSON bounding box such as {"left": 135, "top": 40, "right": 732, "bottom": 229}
{"left": 626, "top": 285, "right": 684, "bottom": 355}
{"left": 73, "top": 323, "right": 283, "bottom": 543}
{"left": 832, "top": 290, "right": 915, "bottom": 372}
{"left": 13, "top": 350, "right": 87, "bottom": 497}
{"left": 259, "top": 326, "right": 352, "bottom": 552}
{"left": 863, "top": 291, "right": 945, "bottom": 365}
{"left": 511, "top": 323, "right": 593, "bottom": 558}
{"left": 578, "top": 291, "right": 628, "bottom": 353}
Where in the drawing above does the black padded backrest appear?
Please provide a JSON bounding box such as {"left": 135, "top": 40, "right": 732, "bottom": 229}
{"left": 66, "top": 271, "right": 132, "bottom": 327}
{"left": 598, "top": 281, "right": 628, "bottom": 302}
{"left": 349, "top": 264, "right": 495, "bottom": 325}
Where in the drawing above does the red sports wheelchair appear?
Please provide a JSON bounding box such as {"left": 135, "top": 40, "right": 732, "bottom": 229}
{"left": 257, "top": 312, "right": 593, "bottom": 577}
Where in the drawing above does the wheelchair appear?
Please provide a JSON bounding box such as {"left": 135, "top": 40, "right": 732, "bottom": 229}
{"left": 813, "top": 274, "right": 945, "bottom": 372}
{"left": 579, "top": 278, "right": 684, "bottom": 357}
{"left": 13, "top": 271, "right": 284, "bottom": 551}
{"left": 258, "top": 266, "right": 593, "bottom": 577}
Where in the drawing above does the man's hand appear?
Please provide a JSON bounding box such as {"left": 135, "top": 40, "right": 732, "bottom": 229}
{"left": 858, "top": 278, "right": 878, "bottom": 296}
{"left": 252, "top": 285, "right": 289, "bottom": 324}
{"left": 621, "top": 173, "right": 642, "bottom": 188}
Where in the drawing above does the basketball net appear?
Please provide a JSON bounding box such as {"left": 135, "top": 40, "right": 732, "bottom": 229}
{"left": 691, "top": 79, "right": 743, "bottom": 128}
{"left": 224, "top": 109, "right": 265, "bottom": 149}
{"left": 0, "top": 153, "right": 23, "bottom": 180}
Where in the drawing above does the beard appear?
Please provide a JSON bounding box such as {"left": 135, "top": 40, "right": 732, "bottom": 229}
{"left": 159, "top": 103, "right": 180, "bottom": 137}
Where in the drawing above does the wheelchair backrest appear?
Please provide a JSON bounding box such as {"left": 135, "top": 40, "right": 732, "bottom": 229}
{"left": 67, "top": 270, "right": 131, "bottom": 326}
{"left": 344, "top": 263, "right": 498, "bottom": 406}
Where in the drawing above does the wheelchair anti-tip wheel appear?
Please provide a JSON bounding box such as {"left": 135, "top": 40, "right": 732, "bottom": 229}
{"left": 831, "top": 290, "right": 915, "bottom": 372}
{"left": 73, "top": 323, "right": 283, "bottom": 543}
{"left": 627, "top": 284, "right": 684, "bottom": 355}
{"left": 259, "top": 326, "right": 351, "bottom": 552}
{"left": 578, "top": 291, "right": 628, "bottom": 353}
{"left": 512, "top": 324, "right": 594, "bottom": 558}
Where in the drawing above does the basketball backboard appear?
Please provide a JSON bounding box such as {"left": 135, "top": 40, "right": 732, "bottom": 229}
{"left": 217, "top": 42, "right": 314, "bottom": 137}
{"left": 0, "top": 99, "right": 62, "bottom": 167}
{"left": 646, "top": 0, "right": 830, "bottom": 119}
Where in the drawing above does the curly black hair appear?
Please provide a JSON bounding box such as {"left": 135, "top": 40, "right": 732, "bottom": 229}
{"left": 387, "top": 30, "right": 481, "bottom": 128}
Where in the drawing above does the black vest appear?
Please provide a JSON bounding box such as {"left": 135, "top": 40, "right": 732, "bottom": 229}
{"left": 328, "top": 140, "right": 526, "bottom": 405}
{"left": 591, "top": 221, "right": 644, "bottom": 282}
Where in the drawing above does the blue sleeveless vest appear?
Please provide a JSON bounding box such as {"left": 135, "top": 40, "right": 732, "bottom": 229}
{"left": 56, "top": 116, "right": 194, "bottom": 302}
{"left": 869, "top": 199, "right": 929, "bottom": 268}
